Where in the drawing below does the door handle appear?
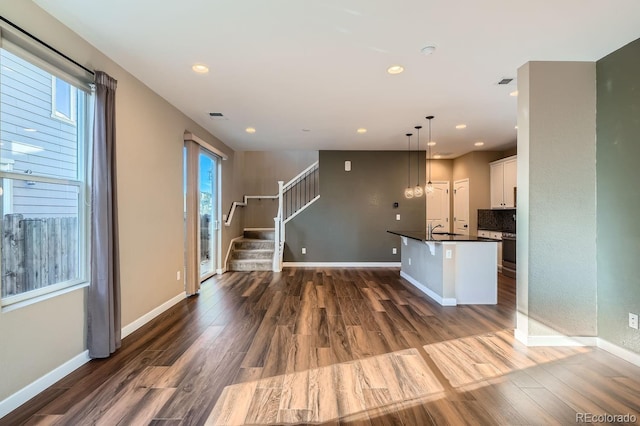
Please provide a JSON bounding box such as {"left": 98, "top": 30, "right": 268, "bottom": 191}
{"left": 464, "top": 224, "right": 468, "bottom": 228}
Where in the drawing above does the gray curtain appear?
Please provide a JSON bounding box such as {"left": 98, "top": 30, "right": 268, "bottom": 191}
{"left": 87, "top": 71, "right": 121, "bottom": 358}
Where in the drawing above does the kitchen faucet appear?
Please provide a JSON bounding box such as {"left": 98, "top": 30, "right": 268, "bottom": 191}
{"left": 428, "top": 223, "right": 444, "bottom": 238}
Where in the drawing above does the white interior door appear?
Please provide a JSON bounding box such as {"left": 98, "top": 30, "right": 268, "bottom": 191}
{"left": 426, "top": 181, "right": 450, "bottom": 232}
{"left": 453, "top": 179, "right": 470, "bottom": 235}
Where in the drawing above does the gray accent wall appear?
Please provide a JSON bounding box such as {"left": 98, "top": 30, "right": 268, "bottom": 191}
{"left": 285, "top": 151, "right": 425, "bottom": 262}
{"left": 596, "top": 38, "right": 640, "bottom": 353}
{"left": 517, "top": 61, "right": 598, "bottom": 338}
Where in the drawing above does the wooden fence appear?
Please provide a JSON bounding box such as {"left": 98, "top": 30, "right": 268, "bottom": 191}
{"left": 2, "top": 214, "right": 78, "bottom": 297}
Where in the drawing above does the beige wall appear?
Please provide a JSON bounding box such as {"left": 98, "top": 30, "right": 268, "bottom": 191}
{"left": 0, "top": 1, "right": 241, "bottom": 402}
{"left": 452, "top": 151, "right": 506, "bottom": 233}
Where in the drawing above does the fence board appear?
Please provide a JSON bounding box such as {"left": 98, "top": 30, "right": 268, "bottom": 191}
{"left": 1, "top": 215, "right": 77, "bottom": 297}
{"left": 2, "top": 214, "right": 25, "bottom": 296}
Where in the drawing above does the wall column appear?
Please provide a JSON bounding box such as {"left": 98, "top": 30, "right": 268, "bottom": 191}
{"left": 516, "top": 61, "right": 597, "bottom": 345}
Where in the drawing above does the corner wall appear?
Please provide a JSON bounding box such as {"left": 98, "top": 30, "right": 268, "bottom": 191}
{"left": 241, "top": 151, "right": 318, "bottom": 228}
{"left": 453, "top": 151, "right": 506, "bottom": 233}
{"left": 596, "top": 38, "right": 640, "bottom": 353}
{"left": 516, "top": 61, "right": 597, "bottom": 341}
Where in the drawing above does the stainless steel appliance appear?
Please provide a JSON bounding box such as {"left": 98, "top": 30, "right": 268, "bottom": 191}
{"left": 502, "top": 232, "right": 516, "bottom": 278}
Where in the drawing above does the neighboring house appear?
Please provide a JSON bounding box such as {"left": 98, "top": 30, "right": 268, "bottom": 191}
{"left": 1, "top": 48, "right": 84, "bottom": 219}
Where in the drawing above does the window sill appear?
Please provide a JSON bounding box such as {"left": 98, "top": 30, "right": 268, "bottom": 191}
{"left": 1, "top": 282, "right": 89, "bottom": 313}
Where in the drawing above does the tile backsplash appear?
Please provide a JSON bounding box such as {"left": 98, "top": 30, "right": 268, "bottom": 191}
{"left": 478, "top": 209, "right": 516, "bottom": 233}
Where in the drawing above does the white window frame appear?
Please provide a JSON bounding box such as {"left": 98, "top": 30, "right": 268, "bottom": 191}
{"left": 51, "top": 75, "right": 77, "bottom": 125}
{"left": 0, "top": 47, "right": 92, "bottom": 310}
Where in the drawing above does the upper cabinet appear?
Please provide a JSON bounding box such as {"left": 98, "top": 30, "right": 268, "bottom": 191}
{"left": 490, "top": 156, "right": 517, "bottom": 208}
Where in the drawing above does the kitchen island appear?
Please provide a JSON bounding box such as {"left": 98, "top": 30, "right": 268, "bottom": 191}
{"left": 388, "top": 230, "right": 499, "bottom": 306}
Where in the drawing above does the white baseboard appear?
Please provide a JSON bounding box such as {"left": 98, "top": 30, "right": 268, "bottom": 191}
{"left": 400, "top": 271, "right": 457, "bottom": 306}
{"left": 514, "top": 314, "right": 597, "bottom": 347}
{"left": 597, "top": 338, "right": 640, "bottom": 367}
{"left": 518, "top": 333, "right": 598, "bottom": 347}
{"left": 0, "top": 350, "right": 90, "bottom": 419}
{"left": 121, "top": 292, "right": 186, "bottom": 338}
{"left": 282, "top": 262, "right": 401, "bottom": 268}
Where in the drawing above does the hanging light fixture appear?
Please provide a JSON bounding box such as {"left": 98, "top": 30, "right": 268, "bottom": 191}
{"left": 413, "top": 125, "right": 424, "bottom": 197}
{"left": 404, "top": 133, "right": 414, "bottom": 199}
{"left": 425, "top": 115, "right": 435, "bottom": 193}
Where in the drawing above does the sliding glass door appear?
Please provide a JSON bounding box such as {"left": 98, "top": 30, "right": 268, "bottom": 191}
{"left": 198, "top": 151, "right": 218, "bottom": 278}
{"left": 184, "top": 141, "right": 220, "bottom": 294}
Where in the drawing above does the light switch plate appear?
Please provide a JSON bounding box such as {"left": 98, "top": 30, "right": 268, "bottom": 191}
{"left": 396, "top": 214, "right": 401, "bottom": 221}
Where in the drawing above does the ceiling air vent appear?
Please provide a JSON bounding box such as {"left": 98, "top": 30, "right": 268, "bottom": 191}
{"left": 208, "top": 112, "right": 227, "bottom": 121}
{"left": 498, "top": 78, "right": 513, "bottom": 85}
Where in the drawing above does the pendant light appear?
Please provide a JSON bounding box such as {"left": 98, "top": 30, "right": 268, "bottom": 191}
{"left": 413, "top": 125, "right": 424, "bottom": 197}
{"left": 425, "top": 115, "right": 435, "bottom": 193}
{"left": 404, "top": 133, "right": 414, "bottom": 199}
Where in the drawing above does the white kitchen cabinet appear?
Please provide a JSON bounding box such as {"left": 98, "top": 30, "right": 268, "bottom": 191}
{"left": 477, "top": 230, "right": 503, "bottom": 271}
{"left": 490, "top": 156, "right": 517, "bottom": 208}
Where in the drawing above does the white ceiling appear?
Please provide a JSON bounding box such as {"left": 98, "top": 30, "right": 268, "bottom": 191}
{"left": 35, "top": 0, "right": 640, "bottom": 158}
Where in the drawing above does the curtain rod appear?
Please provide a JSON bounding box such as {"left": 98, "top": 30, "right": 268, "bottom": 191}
{"left": 0, "top": 15, "right": 95, "bottom": 76}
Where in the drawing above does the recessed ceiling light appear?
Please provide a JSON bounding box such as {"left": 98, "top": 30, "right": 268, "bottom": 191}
{"left": 23, "top": 128, "right": 37, "bottom": 132}
{"left": 245, "top": 127, "right": 256, "bottom": 134}
{"left": 510, "top": 90, "right": 518, "bottom": 97}
{"left": 387, "top": 65, "right": 404, "bottom": 75}
{"left": 474, "top": 141, "right": 485, "bottom": 146}
{"left": 515, "top": 125, "right": 518, "bottom": 129}
{"left": 427, "top": 141, "right": 436, "bottom": 146}
{"left": 455, "top": 124, "right": 467, "bottom": 129}
{"left": 192, "top": 64, "right": 209, "bottom": 74}
{"left": 356, "top": 128, "right": 367, "bottom": 134}
{"left": 433, "top": 154, "right": 442, "bottom": 159}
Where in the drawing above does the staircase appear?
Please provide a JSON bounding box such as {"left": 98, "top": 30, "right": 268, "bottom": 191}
{"left": 224, "top": 160, "right": 320, "bottom": 272}
{"left": 227, "top": 229, "right": 275, "bottom": 272}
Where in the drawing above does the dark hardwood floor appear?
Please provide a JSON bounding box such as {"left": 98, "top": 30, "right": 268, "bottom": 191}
{"left": 3, "top": 268, "right": 640, "bottom": 425}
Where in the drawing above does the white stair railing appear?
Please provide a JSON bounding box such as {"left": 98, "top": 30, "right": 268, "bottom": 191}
{"left": 224, "top": 194, "right": 278, "bottom": 227}
{"left": 273, "top": 161, "right": 320, "bottom": 272}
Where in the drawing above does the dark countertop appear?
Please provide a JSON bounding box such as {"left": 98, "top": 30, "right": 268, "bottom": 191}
{"left": 387, "top": 230, "right": 500, "bottom": 243}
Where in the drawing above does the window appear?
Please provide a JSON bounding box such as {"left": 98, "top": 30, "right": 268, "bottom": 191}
{"left": 52, "top": 76, "right": 77, "bottom": 123}
{"left": 0, "top": 48, "right": 91, "bottom": 308}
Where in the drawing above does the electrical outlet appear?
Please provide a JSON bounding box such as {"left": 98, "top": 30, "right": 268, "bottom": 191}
{"left": 302, "top": 247, "right": 306, "bottom": 255}
{"left": 392, "top": 247, "right": 397, "bottom": 254}
{"left": 176, "top": 270, "right": 181, "bottom": 280}
{"left": 396, "top": 214, "right": 401, "bottom": 221}
{"left": 630, "top": 313, "right": 639, "bottom": 330}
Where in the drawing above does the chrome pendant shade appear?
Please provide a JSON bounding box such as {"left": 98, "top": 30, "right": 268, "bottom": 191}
{"left": 426, "top": 115, "right": 435, "bottom": 194}
{"left": 413, "top": 125, "right": 424, "bottom": 198}
{"left": 403, "top": 116, "right": 436, "bottom": 197}
{"left": 404, "top": 133, "right": 414, "bottom": 199}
